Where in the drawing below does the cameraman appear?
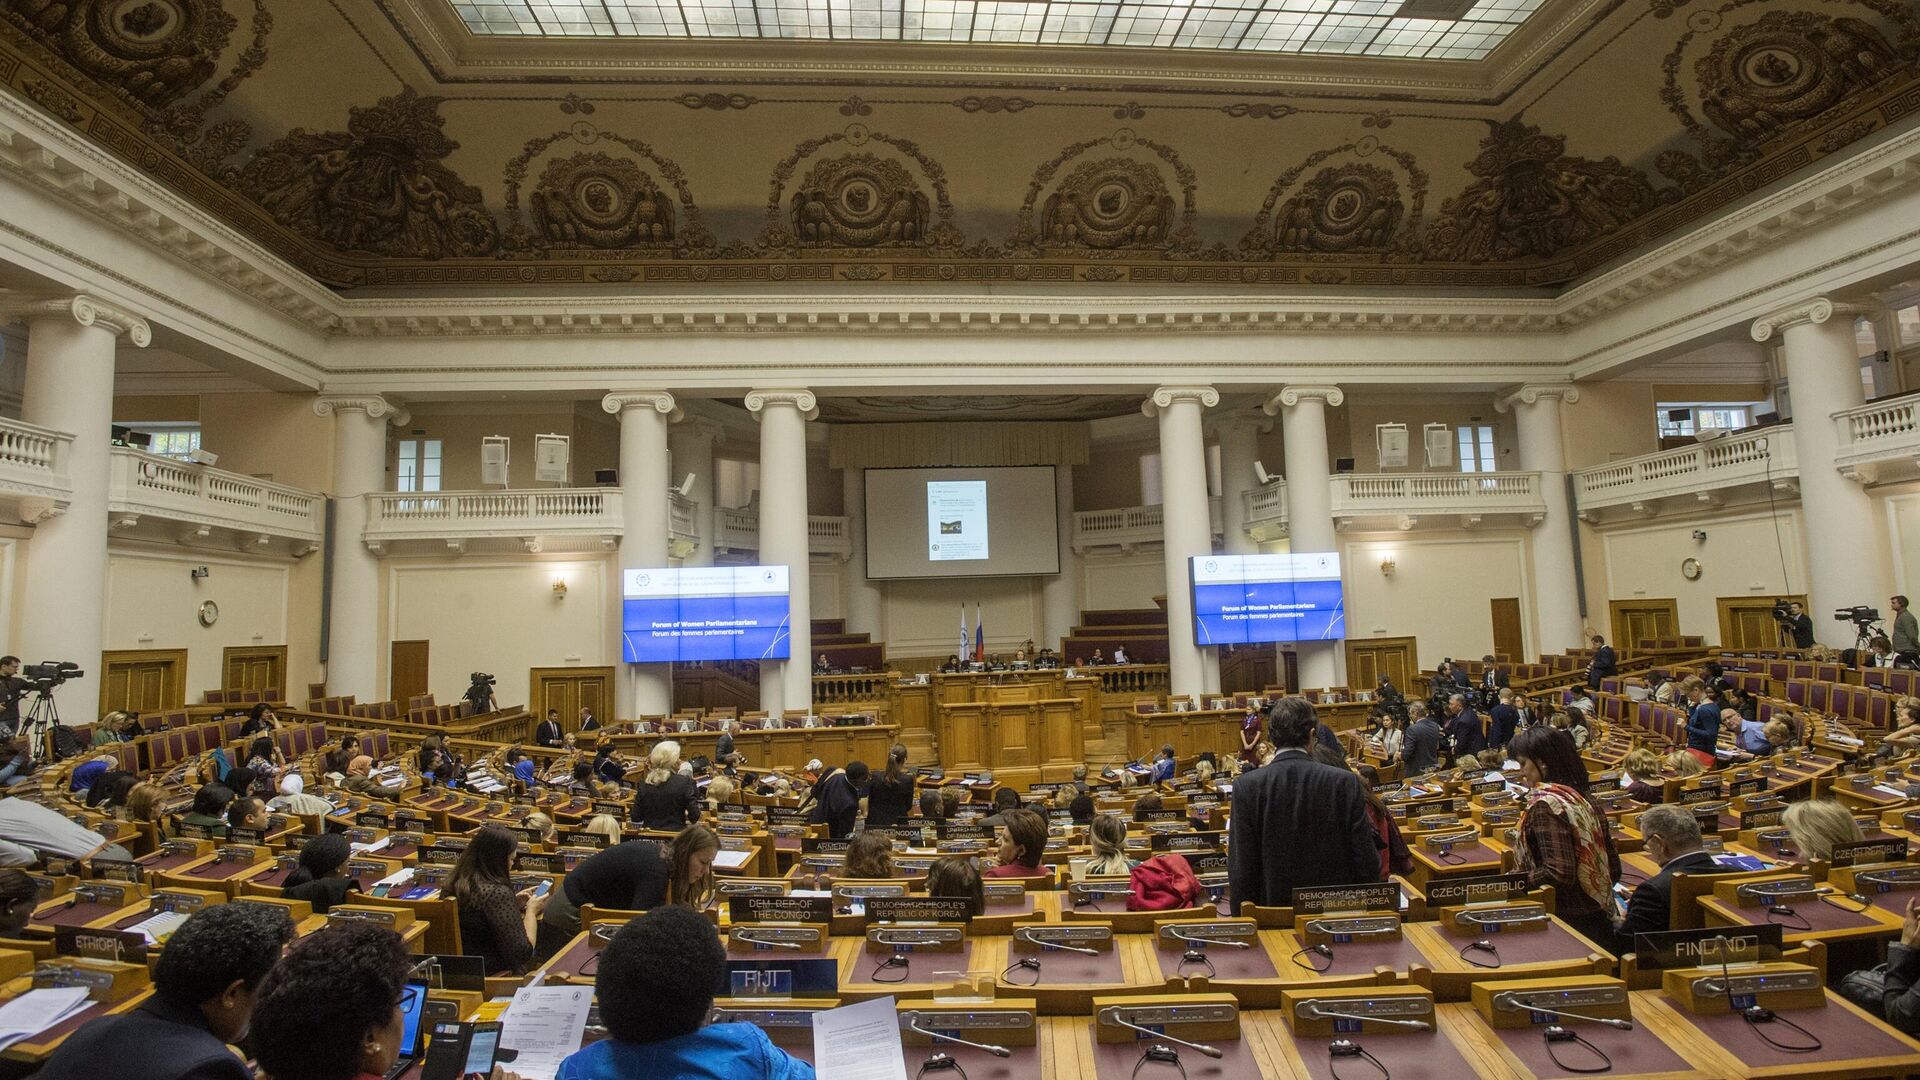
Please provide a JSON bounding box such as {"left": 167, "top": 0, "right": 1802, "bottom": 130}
{"left": 464, "top": 673, "right": 496, "bottom": 714}
{"left": 1894, "top": 595, "right": 1920, "bottom": 662}
{"left": 0, "top": 657, "right": 24, "bottom": 735}
{"left": 1779, "top": 601, "right": 1815, "bottom": 649}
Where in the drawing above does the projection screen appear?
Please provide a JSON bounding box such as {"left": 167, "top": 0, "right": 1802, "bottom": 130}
{"left": 863, "top": 466, "right": 1061, "bottom": 580}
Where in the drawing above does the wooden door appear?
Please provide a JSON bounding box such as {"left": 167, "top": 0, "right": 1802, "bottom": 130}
{"left": 530, "top": 666, "right": 614, "bottom": 731}
{"left": 100, "top": 649, "right": 187, "bottom": 715}
{"left": 1609, "top": 599, "right": 1679, "bottom": 650}
{"left": 223, "top": 646, "right": 287, "bottom": 697}
{"left": 1490, "top": 598, "right": 1524, "bottom": 663}
{"left": 1345, "top": 637, "right": 1417, "bottom": 693}
{"left": 1717, "top": 595, "right": 1807, "bottom": 650}
{"left": 390, "top": 640, "right": 429, "bottom": 704}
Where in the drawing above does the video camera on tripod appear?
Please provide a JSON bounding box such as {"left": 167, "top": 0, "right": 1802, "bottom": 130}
{"left": 20, "top": 661, "right": 82, "bottom": 692}
{"left": 12, "top": 660, "right": 83, "bottom": 762}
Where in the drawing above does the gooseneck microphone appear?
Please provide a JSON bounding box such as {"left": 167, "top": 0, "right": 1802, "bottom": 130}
{"left": 1492, "top": 993, "right": 1633, "bottom": 1031}
{"left": 1097, "top": 1009, "right": 1225, "bottom": 1058}
{"left": 1015, "top": 929, "right": 1097, "bottom": 955}
{"left": 1300, "top": 1003, "right": 1433, "bottom": 1032}
{"left": 902, "top": 1013, "right": 1012, "bottom": 1058}
{"left": 1164, "top": 926, "right": 1252, "bottom": 949}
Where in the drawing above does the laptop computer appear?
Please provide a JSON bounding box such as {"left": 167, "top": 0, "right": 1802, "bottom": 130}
{"left": 384, "top": 980, "right": 430, "bottom": 1080}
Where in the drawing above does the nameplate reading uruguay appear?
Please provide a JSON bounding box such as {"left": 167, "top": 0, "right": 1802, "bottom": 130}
{"left": 1291, "top": 882, "right": 1401, "bottom": 915}
{"left": 867, "top": 897, "right": 974, "bottom": 923}
{"left": 1421, "top": 872, "right": 1527, "bottom": 907}
{"left": 1829, "top": 837, "right": 1909, "bottom": 868}
{"left": 728, "top": 895, "right": 832, "bottom": 924}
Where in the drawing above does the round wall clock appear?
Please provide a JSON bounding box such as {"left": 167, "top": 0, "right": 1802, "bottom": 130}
{"left": 198, "top": 600, "right": 220, "bottom": 626}
{"left": 1680, "top": 558, "right": 1702, "bottom": 581}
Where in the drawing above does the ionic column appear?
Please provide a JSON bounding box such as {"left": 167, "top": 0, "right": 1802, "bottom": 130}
{"left": 1754, "top": 298, "right": 1886, "bottom": 642}
{"left": 1497, "top": 383, "right": 1582, "bottom": 655}
{"left": 1041, "top": 464, "right": 1080, "bottom": 652}
{"left": 746, "top": 390, "right": 816, "bottom": 713}
{"left": 5, "top": 297, "right": 149, "bottom": 677}
{"left": 1212, "top": 412, "right": 1267, "bottom": 558}
{"left": 668, "top": 417, "right": 723, "bottom": 567}
{"left": 1265, "top": 385, "right": 1344, "bottom": 690}
{"left": 1148, "top": 386, "right": 1219, "bottom": 699}
{"left": 313, "top": 394, "right": 409, "bottom": 701}
{"left": 604, "top": 392, "right": 679, "bottom": 718}
{"left": 841, "top": 467, "right": 884, "bottom": 638}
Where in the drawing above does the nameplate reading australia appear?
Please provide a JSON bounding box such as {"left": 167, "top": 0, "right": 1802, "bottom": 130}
{"left": 1422, "top": 873, "right": 1528, "bottom": 907}
{"left": 88, "top": 858, "right": 141, "bottom": 884}
{"left": 1729, "top": 777, "right": 1767, "bottom": 797}
{"left": 53, "top": 927, "right": 145, "bottom": 964}
{"left": 1291, "top": 882, "right": 1401, "bottom": 915}
{"left": 1830, "top": 837, "right": 1910, "bottom": 868}
{"left": 1632, "top": 925, "right": 1781, "bottom": 971}
{"left": 867, "top": 897, "right": 974, "bottom": 923}
{"left": 728, "top": 895, "right": 833, "bottom": 924}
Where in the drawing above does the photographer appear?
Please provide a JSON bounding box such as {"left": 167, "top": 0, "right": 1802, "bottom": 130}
{"left": 464, "top": 672, "right": 497, "bottom": 714}
{"left": 1778, "top": 601, "right": 1815, "bottom": 649}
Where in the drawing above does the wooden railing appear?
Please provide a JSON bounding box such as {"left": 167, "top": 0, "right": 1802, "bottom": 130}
{"left": 1087, "top": 663, "right": 1171, "bottom": 698}
{"left": 813, "top": 672, "right": 893, "bottom": 705}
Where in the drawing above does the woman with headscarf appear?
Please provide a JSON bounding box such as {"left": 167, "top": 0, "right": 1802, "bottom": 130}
{"left": 1508, "top": 726, "right": 1622, "bottom": 948}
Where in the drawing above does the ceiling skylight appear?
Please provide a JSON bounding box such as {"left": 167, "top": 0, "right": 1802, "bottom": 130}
{"left": 448, "top": 0, "right": 1543, "bottom": 59}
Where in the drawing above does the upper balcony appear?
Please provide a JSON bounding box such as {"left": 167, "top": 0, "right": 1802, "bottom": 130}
{"left": 1330, "top": 472, "right": 1546, "bottom": 531}
{"left": 1572, "top": 426, "right": 1796, "bottom": 523}
{"left": 109, "top": 448, "right": 324, "bottom": 556}
{"left": 1243, "top": 483, "right": 1289, "bottom": 542}
{"left": 363, "top": 489, "right": 625, "bottom": 555}
{"left": 715, "top": 507, "right": 853, "bottom": 561}
{"left": 1073, "top": 497, "right": 1222, "bottom": 554}
{"left": 1834, "top": 394, "right": 1920, "bottom": 486}
{"left": 0, "top": 418, "right": 72, "bottom": 525}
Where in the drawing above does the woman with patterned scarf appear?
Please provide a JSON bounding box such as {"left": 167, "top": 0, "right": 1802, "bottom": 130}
{"left": 1508, "top": 726, "right": 1622, "bottom": 949}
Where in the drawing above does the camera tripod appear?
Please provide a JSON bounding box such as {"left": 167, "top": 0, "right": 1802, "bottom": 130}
{"left": 17, "top": 687, "right": 65, "bottom": 763}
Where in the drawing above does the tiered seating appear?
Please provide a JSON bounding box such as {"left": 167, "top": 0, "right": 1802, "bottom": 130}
{"left": 1061, "top": 608, "right": 1169, "bottom": 664}
{"left": 202, "top": 686, "right": 283, "bottom": 706}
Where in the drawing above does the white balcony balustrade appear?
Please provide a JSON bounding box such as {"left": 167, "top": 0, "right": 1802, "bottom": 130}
{"left": 1072, "top": 496, "right": 1222, "bottom": 553}
{"left": 1330, "top": 471, "right": 1545, "bottom": 530}
{"left": 0, "top": 417, "right": 71, "bottom": 523}
{"left": 108, "top": 447, "right": 323, "bottom": 554}
{"left": 1241, "top": 481, "right": 1289, "bottom": 541}
{"left": 714, "top": 506, "right": 852, "bottom": 560}
{"left": 1834, "top": 395, "right": 1920, "bottom": 484}
{"left": 1572, "top": 426, "right": 1796, "bottom": 521}
{"left": 363, "top": 488, "right": 625, "bottom": 554}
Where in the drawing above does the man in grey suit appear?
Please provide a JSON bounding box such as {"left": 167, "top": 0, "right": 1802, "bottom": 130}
{"left": 1228, "top": 697, "right": 1382, "bottom": 908}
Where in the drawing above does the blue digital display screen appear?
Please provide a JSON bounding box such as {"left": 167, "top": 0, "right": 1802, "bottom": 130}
{"left": 621, "top": 566, "right": 792, "bottom": 663}
{"left": 1190, "top": 553, "right": 1346, "bottom": 644}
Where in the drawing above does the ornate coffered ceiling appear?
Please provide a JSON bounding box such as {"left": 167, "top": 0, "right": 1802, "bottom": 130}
{"left": 0, "top": 0, "right": 1915, "bottom": 301}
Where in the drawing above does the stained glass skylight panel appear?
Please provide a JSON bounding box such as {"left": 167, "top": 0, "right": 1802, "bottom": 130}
{"left": 449, "top": 0, "right": 1546, "bottom": 57}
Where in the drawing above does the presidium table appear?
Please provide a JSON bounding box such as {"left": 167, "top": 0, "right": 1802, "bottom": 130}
{"left": 933, "top": 672, "right": 1087, "bottom": 788}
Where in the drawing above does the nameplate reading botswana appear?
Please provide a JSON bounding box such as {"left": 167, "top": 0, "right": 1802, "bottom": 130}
{"left": 1422, "top": 872, "right": 1527, "bottom": 907}
{"left": 1829, "top": 837, "right": 1909, "bottom": 868}
{"left": 867, "top": 897, "right": 975, "bottom": 923}
{"left": 1290, "top": 881, "right": 1401, "bottom": 915}
{"left": 728, "top": 895, "right": 832, "bottom": 923}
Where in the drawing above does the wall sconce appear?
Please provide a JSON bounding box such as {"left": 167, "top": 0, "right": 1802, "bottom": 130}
{"left": 1379, "top": 556, "right": 1397, "bottom": 578}
{"left": 551, "top": 575, "right": 568, "bottom": 598}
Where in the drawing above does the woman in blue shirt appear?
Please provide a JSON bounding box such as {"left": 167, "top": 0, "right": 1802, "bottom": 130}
{"left": 556, "top": 906, "right": 813, "bottom": 1080}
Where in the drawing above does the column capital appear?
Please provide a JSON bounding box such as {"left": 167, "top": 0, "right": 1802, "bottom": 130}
{"left": 1142, "top": 385, "right": 1219, "bottom": 417}
{"left": 1749, "top": 297, "right": 1865, "bottom": 341}
{"left": 1262, "top": 385, "right": 1343, "bottom": 415}
{"left": 3, "top": 294, "right": 151, "bottom": 347}
{"left": 1495, "top": 383, "right": 1581, "bottom": 413}
{"left": 745, "top": 388, "right": 818, "bottom": 421}
{"left": 313, "top": 394, "right": 410, "bottom": 427}
{"left": 602, "top": 391, "right": 681, "bottom": 420}
{"left": 669, "top": 415, "right": 727, "bottom": 444}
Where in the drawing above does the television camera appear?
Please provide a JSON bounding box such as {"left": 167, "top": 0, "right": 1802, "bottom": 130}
{"left": 1834, "top": 605, "right": 1885, "bottom": 651}
{"left": 11, "top": 660, "right": 83, "bottom": 762}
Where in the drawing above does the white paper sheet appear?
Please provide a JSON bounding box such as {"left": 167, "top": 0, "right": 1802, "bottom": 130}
{"left": 498, "top": 984, "right": 594, "bottom": 1080}
{"left": 812, "top": 996, "right": 908, "bottom": 1080}
{"left": 713, "top": 849, "right": 753, "bottom": 870}
{"left": 0, "top": 987, "right": 91, "bottom": 1050}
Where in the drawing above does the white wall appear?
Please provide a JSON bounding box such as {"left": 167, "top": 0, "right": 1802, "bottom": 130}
{"left": 1597, "top": 509, "right": 1806, "bottom": 644}
{"left": 387, "top": 558, "right": 613, "bottom": 709}
{"left": 879, "top": 576, "right": 1044, "bottom": 656}
{"left": 1081, "top": 551, "right": 1165, "bottom": 614}
{"left": 103, "top": 546, "right": 291, "bottom": 697}
{"left": 812, "top": 560, "right": 845, "bottom": 622}
{"left": 1340, "top": 532, "right": 1534, "bottom": 670}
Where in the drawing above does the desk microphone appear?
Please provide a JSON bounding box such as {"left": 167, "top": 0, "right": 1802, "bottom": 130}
{"left": 1097, "top": 1008, "right": 1224, "bottom": 1059}
{"left": 1299, "top": 1003, "right": 1433, "bottom": 1032}
{"left": 1492, "top": 993, "right": 1633, "bottom": 1031}
{"left": 1015, "top": 929, "right": 1097, "bottom": 955}
{"left": 902, "top": 1013, "right": 1012, "bottom": 1058}
{"left": 1165, "top": 926, "right": 1252, "bottom": 949}
{"left": 732, "top": 932, "right": 804, "bottom": 951}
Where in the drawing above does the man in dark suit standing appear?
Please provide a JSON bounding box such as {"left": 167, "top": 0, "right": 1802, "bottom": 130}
{"left": 1443, "top": 693, "right": 1486, "bottom": 761}
{"left": 1615, "top": 804, "right": 1724, "bottom": 953}
{"left": 1228, "top": 698, "right": 1381, "bottom": 908}
{"left": 535, "top": 709, "right": 565, "bottom": 750}
{"left": 1487, "top": 688, "right": 1520, "bottom": 751}
{"left": 1587, "top": 635, "right": 1617, "bottom": 689}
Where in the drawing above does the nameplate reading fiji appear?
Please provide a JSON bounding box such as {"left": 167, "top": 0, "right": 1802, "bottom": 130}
{"left": 1290, "top": 881, "right": 1400, "bottom": 915}
{"left": 1422, "top": 873, "right": 1527, "bottom": 907}
{"left": 868, "top": 897, "right": 974, "bottom": 923}
{"left": 729, "top": 895, "right": 832, "bottom": 923}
